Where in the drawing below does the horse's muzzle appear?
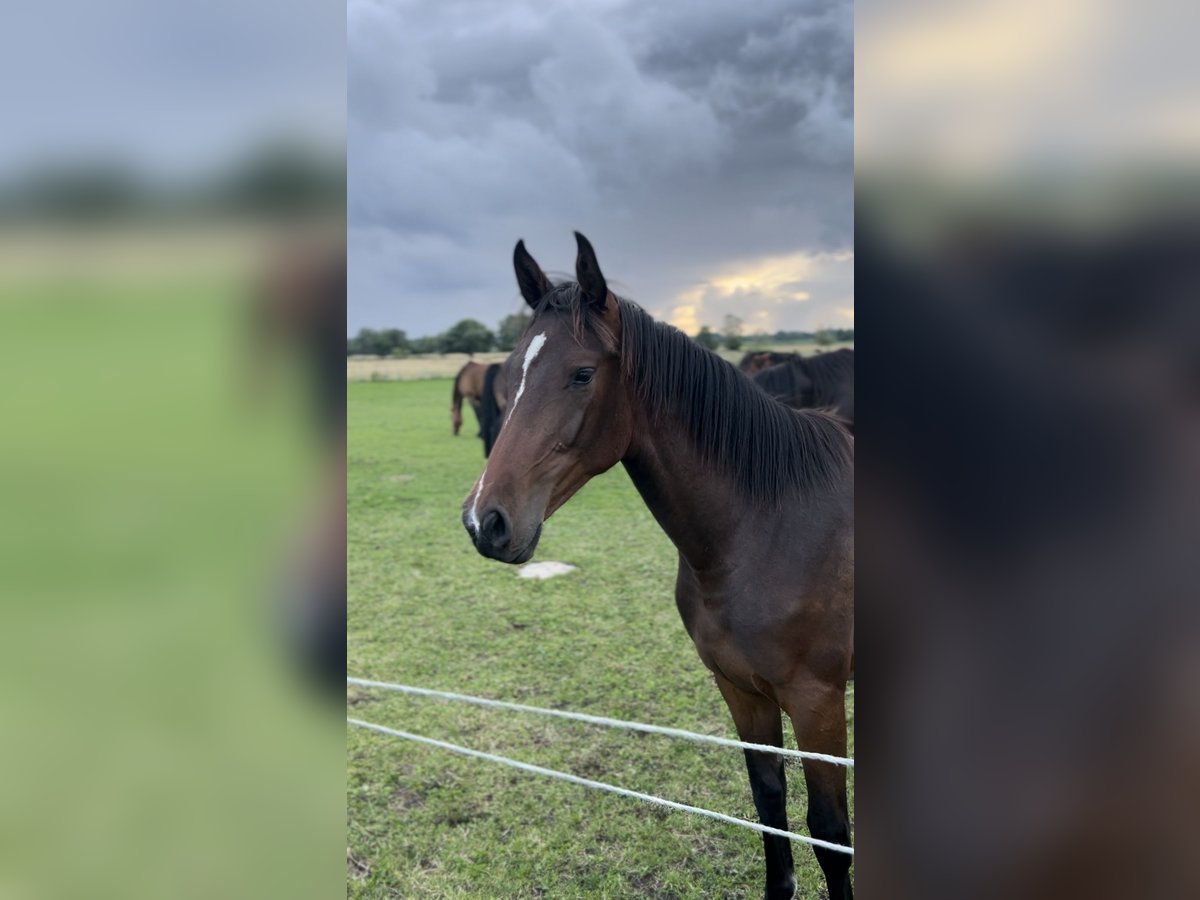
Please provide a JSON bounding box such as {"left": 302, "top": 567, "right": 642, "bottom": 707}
{"left": 463, "top": 506, "right": 540, "bottom": 564}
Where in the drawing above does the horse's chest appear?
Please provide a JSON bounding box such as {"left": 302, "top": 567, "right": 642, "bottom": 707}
{"left": 674, "top": 571, "right": 787, "bottom": 688}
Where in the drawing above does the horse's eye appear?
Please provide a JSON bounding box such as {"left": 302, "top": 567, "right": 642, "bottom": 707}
{"left": 572, "top": 367, "right": 595, "bottom": 385}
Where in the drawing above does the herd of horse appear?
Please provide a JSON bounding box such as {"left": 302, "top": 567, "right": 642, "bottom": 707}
{"left": 447, "top": 233, "right": 853, "bottom": 899}
{"left": 452, "top": 338, "right": 854, "bottom": 458}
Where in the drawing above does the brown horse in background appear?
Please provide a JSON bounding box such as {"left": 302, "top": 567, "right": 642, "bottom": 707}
{"left": 463, "top": 233, "right": 854, "bottom": 899}
{"left": 451, "top": 361, "right": 487, "bottom": 436}
{"left": 738, "top": 350, "right": 800, "bottom": 377}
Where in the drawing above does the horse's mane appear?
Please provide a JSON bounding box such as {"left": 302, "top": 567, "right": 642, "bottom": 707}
{"left": 533, "top": 283, "right": 852, "bottom": 503}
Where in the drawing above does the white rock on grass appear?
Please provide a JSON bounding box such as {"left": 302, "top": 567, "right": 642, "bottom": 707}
{"left": 517, "top": 561, "right": 577, "bottom": 580}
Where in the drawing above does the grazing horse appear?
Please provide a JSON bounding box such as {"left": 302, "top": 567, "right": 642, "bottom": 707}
{"left": 753, "top": 349, "right": 855, "bottom": 431}
{"left": 462, "top": 233, "right": 854, "bottom": 899}
{"left": 739, "top": 350, "right": 800, "bottom": 377}
{"left": 450, "top": 361, "right": 487, "bottom": 436}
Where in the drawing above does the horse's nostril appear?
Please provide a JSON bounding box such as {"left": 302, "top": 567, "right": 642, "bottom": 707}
{"left": 481, "top": 508, "right": 510, "bottom": 546}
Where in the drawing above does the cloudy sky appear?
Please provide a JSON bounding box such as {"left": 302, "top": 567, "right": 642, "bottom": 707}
{"left": 348, "top": 0, "right": 853, "bottom": 337}
{"left": 1, "top": 0, "right": 343, "bottom": 180}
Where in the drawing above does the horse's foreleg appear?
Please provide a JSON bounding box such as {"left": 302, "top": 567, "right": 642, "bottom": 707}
{"left": 783, "top": 678, "right": 853, "bottom": 900}
{"left": 468, "top": 397, "right": 483, "bottom": 437}
{"left": 714, "top": 672, "right": 796, "bottom": 900}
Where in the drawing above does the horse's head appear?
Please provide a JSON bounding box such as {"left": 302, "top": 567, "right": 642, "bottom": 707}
{"left": 462, "top": 233, "right": 634, "bottom": 563}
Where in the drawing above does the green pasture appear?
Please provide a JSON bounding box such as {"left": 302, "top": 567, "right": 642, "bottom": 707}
{"left": 347, "top": 379, "right": 854, "bottom": 898}
{"left": 0, "top": 264, "right": 343, "bottom": 900}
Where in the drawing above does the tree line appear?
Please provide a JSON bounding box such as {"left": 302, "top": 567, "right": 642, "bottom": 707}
{"left": 347, "top": 313, "right": 532, "bottom": 357}
{"left": 348, "top": 311, "right": 853, "bottom": 358}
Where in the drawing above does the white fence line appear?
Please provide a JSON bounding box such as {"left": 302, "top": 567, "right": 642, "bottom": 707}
{"left": 347, "top": 677, "right": 854, "bottom": 768}
{"left": 348, "top": 717, "right": 854, "bottom": 856}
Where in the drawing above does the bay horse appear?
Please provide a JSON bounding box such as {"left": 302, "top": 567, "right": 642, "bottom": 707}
{"left": 753, "top": 349, "right": 855, "bottom": 431}
{"left": 462, "top": 233, "right": 854, "bottom": 899}
{"left": 739, "top": 350, "right": 799, "bottom": 377}
{"left": 450, "top": 361, "right": 487, "bottom": 436}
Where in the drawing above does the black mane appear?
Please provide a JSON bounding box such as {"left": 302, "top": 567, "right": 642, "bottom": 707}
{"left": 531, "top": 282, "right": 852, "bottom": 503}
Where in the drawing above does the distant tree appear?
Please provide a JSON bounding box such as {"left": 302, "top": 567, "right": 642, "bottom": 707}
{"left": 695, "top": 326, "right": 720, "bottom": 351}
{"left": 814, "top": 328, "right": 836, "bottom": 347}
{"left": 347, "top": 327, "right": 409, "bottom": 357}
{"left": 381, "top": 328, "right": 409, "bottom": 356}
{"left": 496, "top": 312, "right": 531, "bottom": 352}
{"left": 11, "top": 164, "right": 146, "bottom": 221}
{"left": 773, "top": 329, "right": 814, "bottom": 342}
{"left": 347, "top": 327, "right": 386, "bottom": 357}
{"left": 409, "top": 335, "right": 443, "bottom": 355}
{"left": 441, "top": 319, "right": 495, "bottom": 355}
{"left": 215, "top": 139, "right": 344, "bottom": 216}
{"left": 722, "top": 314, "right": 744, "bottom": 351}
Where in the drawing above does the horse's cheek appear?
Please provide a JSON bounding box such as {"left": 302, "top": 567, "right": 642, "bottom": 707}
{"left": 557, "top": 404, "right": 588, "bottom": 447}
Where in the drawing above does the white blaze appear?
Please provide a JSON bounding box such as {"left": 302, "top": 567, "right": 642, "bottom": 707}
{"left": 506, "top": 331, "right": 547, "bottom": 423}
{"left": 467, "top": 330, "right": 547, "bottom": 530}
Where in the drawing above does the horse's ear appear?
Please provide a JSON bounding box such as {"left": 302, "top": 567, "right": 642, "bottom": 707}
{"left": 574, "top": 231, "right": 608, "bottom": 311}
{"left": 513, "top": 240, "right": 553, "bottom": 309}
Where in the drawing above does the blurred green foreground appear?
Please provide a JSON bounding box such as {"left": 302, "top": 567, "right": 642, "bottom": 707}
{"left": 0, "top": 222, "right": 344, "bottom": 900}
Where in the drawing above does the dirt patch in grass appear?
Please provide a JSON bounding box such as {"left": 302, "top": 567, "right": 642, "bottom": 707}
{"left": 390, "top": 784, "right": 426, "bottom": 812}
{"left": 347, "top": 848, "right": 371, "bottom": 881}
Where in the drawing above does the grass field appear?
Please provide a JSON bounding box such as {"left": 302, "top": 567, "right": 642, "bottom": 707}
{"left": 346, "top": 378, "right": 854, "bottom": 898}
{"left": 1, "top": 255, "right": 344, "bottom": 899}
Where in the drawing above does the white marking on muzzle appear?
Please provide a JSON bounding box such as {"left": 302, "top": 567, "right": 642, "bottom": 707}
{"left": 467, "top": 465, "right": 487, "bottom": 532}
{"left": 468, "top": 330, "right": 547, "bottom": 531}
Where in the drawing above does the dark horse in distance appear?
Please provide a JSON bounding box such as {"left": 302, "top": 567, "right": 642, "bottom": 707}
{"left": 476, "top": 361, "right": 508, "bottom": 457}
{"left": 753, "top": 349, "right": 855, "bottom": 431}
{"left": 450, "top": 359, "right": 509, "bottom": 456}
{"left": 462, "top": 233, "right": 854, "bottom": 899}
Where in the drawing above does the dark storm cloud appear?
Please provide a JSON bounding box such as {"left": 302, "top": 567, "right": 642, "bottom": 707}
{"left": 348, "top": 0, "right": 852, "bottom": 336}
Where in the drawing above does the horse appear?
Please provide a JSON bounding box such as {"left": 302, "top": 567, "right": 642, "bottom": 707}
{"left": 462, "top": 233, "right": 854, "bottom": 899}
{"left": 739, "top": 350, "right": 800, "bottom": 377}
{"left": 753, "top": 349, "right": 855, "bottom": 431}
{"left": 476, "top": 361, "right": 509, "bottom": 457}
{"left": 450, "top": 361, "right": 487, "bottom": 436}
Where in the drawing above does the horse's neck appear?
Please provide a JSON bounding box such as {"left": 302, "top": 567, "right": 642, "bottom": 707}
{"left": 620, "top": 412, "right": 746, "bottom": 570}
